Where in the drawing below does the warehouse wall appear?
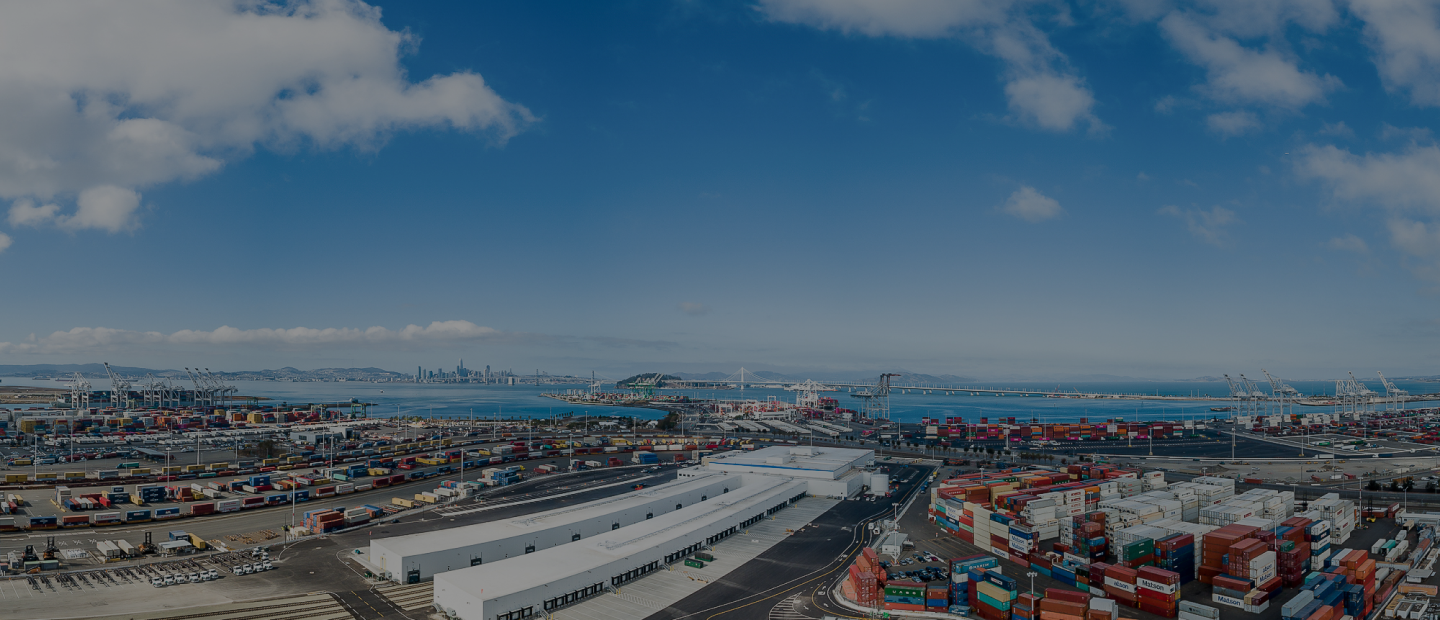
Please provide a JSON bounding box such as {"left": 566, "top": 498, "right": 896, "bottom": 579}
{"left": 371, "top": 474, "right": 739, "bottom": 581}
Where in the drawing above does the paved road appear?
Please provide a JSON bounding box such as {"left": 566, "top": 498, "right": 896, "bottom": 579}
{"left": 640, "top": 463, "right": 931, "bottom": 620}
{"left": 0, "top": 464, "right": 673, "bottom": 564}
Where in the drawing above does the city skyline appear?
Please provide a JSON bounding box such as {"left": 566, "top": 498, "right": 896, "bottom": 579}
{"left": 0, "top": 2, "right": 1437, "bottom": 379}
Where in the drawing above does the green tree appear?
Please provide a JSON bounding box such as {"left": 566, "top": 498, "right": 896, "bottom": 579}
{"left": 1368, "top": 480, "right": 1381, "bottom": 492}
{"left": 656, "top": 412, "right": 681, "bottom": 431}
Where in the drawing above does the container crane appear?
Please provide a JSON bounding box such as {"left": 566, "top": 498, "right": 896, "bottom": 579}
{"left": 1377, "top": 372, "right": 1408, "bottom": 413}
{"left": 185, "top": 368, "right": 213, "bottom": 409}
{"left": 851, "top": 373, "right": 900, "bottom": 421}
{"left": 103, "top": 362, "right": 131, "bottom": 410}
{"left": 1239, "top": 374, "right": 1268, "bottom": 418}
{"left": 1261, "top": 369, "right": 1300, "bottom": 420}
{"left": 68, "top": 372, "right": 92, "bottom": 412}
{"left": 1223, "top": 375, "right": 1250, "bottom": 418}
{"left": 1349, "top": 372, "right": 1377, "bottom": 417}
{"left": 203, "top": 369, "right": 236, "bottom": 409}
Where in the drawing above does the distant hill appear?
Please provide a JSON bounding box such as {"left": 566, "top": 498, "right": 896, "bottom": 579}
{"left": 669, "top": 370, "right": 979, "bottom": 384}
{"left": 0, "top": 364, "right": 407, "bottom": 381}
{"left": 0, "top": 363, "right": 166, "bottom": 377}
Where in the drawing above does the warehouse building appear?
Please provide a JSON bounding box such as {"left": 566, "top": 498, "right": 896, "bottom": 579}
{"left": 367, "top": 471, "right": 738, "bottom": 582}
{"left": 689, "top": 445, "right": 873, "bottom": 498}
{"left": 433, "top": 476, "right": 810, "bottom": 620}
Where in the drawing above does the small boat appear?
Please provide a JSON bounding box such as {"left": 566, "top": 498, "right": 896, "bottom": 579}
{"left": 1210, "top": 406, "right": 1236, "bottom": 412}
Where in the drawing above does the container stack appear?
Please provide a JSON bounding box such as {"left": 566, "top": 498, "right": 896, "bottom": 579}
{"left": 1273, "top": 517, "right": 1314, "bottom": 587}
{"left": 1154, "top": 533, "right": 1196, "bottom": 583}
{"left": 924, "top": 583, "right": 949, "bottom": 612}
{"left": 1120, "top": 537, "right": 1156, "bottom": 569}
{"left": 1009, "top": 522, "right": 1036, "bottom": 565}
{"left": 966, "top": 566, "right": 1017, "bottom": 620}
{"left": 1069, "top": 513, "right": 1107, "bottom": 563}
{"left": 1040, "top": 588, "right": 1088, "bottom": 619}
{"left": 1178, "top": 600, "right": 1221, "bottom": 620}
{"left": 949, "top": 554, "right": 1000, "bottom": 616}
{"left": 840, "top": 548, "right": 880, "bottom": 608}
{"left": 1198, "top": 523, "right": 1259, "bottom": 584}
{"left": 1306, "top": 494, "right": 1357, "bottom": 544}
{"left": 881, "top": 580, "right": 926, "bottom": 612}
{"left": 1331, "top": 549, "right": 1377, "bottom": 616}
{"left": 1011, "top": 593, "right": 1039, "bottom": 620}
{"left": 1136, "top": 565, "right": 1181, "bottom": 617}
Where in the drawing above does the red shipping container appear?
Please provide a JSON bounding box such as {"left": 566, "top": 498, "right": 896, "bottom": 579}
{"left": 1045, "top": 588, "right": 1089, "bottom": 605}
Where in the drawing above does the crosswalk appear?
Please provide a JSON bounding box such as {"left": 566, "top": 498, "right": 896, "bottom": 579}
{"left": 375, "top": 581, "right": 435, "bottom": 612}
{"left": 767, "top": 595, "right": 814, "bottom": 620}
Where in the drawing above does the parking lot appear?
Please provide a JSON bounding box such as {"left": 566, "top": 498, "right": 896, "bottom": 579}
{"left": 0, "top": 546, "right": 280, "bottom": 599}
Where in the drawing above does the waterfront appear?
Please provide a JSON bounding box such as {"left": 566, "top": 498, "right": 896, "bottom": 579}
{"left": 5, "top": 376, "right": 1438, "bottom": 424}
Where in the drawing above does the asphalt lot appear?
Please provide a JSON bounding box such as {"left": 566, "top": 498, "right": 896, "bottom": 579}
{"left": 0, "top": 461, "right": 674, "bottom": 566}
{"left": 3, "top": 466, "right": 676, "bottom": 619}
{"left": 641, "top": 463, "right": 933, "bottom": 620}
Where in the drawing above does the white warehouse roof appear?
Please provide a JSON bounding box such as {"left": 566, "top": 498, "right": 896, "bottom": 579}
{"left": 369, "top": 472, "right": 737, "bottom": 581}
{"left": 434, "top": 476, "right": 810, "bottom": 620}
{"left": 700, "top": 445, "right": 872, "bottom": 480}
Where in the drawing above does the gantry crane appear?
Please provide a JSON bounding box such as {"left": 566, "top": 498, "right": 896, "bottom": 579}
{"left": 68, "top": 372, "right": 92, "bottom": 412}
{"left": 1378, "top": 372, "right": 1408, "bottom": 413}
{"left": 103, "top": 362, "right": 131, "bottom": 410}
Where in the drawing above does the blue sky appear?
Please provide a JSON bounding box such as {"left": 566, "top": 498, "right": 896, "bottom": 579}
{"left": 0, "top": 0, "right": 1438, "bottom": 380}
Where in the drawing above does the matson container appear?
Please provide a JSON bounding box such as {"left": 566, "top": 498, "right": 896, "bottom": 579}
{"left": 216, "top": 499, "right": 242, "bottom": 513}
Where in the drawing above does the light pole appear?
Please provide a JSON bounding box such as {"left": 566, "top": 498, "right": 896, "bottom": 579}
{"left": 1026, "top": 571, "right": 1037, "bottom": 597}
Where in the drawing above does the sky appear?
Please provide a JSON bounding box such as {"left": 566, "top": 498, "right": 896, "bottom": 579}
{"left": 0, "top": 0, "right": 1439, "bottom": 381}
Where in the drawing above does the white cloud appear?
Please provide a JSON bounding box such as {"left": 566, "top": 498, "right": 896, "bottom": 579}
{"left": 7, "top": 199, "right": 60, "bottom": 227}
{"left": 1159, "top": 205, "right": 1237, "bottom": 246}
{"left": 1206, "top": 110, "right": 1262, "bottom": 136}
{"left": 1294, "top": 143, "right": 1440, "bottom": 214}
{"left": 0, "top": 232, "right": 10, "bottom": 254}
{"left": 1160, "top": 12, "right": 1339, "bottom": 109}
{"left": 1003, "top": 74, "right": 1102, "bottom": 132}
{"left": 1184, "top": 0, "right": 1339, "bottom": 39}
{"left": 1316, "top": 121, "right": 1355, "bottom": 138}
{"left": 1326, "top": 233, "right": 1369, "bottom": 253}
{"left": 757, "top": 0, "right": 1102, "bottom": 132}
{"left": 1379, "top": 123, "right": 1434, "bottom": 142}
{"left": 1001, "top": 186, "right": 1064, "bottom": 222}
{"left": 1350, "top": 0, "right": 1440, "bottom": 106}
{"left": 0, "top": 321, "right": 677, "bottom": 355}
{"left": 1295, "top": 143, "right": 1440, "bottom": 284}
{"left": 678, "top": 302, "right": 710, "bottom": 316}
{"left": 59, "top": 186, "right": 142, "bottom": 233}
{"left": 0, "top": 1, "right": 531, "bottom": 238}
{"left": 1387, "top": 219, "right": 1440, "bottom": 257}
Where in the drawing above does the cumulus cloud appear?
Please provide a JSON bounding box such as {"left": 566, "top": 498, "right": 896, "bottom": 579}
{"left": 1316, "top": 121, "right": 1355, "bottom": 138}
{"left": 1387, "top": 219, "right": 1440, "bottom": 257}
{"left": 1160, "top": 12, "right": 1338, "bottom": 109}
{"left": 60, "top": 186, "right": 142, "bottom": 233}
{"left": 1206, "top": 110, "right": 1262, "bottom": 136}
{"left": 0, "top": 321, "right": 675, "bottom": 355}
{"left": 7, "top": 199, "right": 60, "bottom": 227}
{"left": 0, "top": 232, "right": 10, "bottom": 254}
{"left": 1326, "top": 233, "right": 1369, "bottom": 253}
{"left": 678, "top": 302, "right": 710, "bottom": 316}
{"left": 0, "top": 1, "right": 531, "bottom": 239}
{"left": 1294, "top": 143, "right": 1440, "bottom": 214}
{"left": 1159, "top": 205, "right": 1237, "bottom": 246}
{"left": 1350, "top": 0, "right": 1440, "bottom": 106}
{"left": 1001, "top": 186, "right": 1064, "bottom": 222}
{"left": 757, "top": 0, "right": 1103, "bottom": 132}
{"left": 1295, "top": 142, "right": 1440, "bottom": 283}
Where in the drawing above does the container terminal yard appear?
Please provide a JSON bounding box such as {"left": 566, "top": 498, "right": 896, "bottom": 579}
{"left": 1, "top": 372, "right": 1440, "bottom": 619}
